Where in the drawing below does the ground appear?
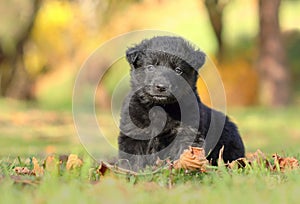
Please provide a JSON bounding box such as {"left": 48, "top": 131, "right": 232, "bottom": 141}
{"left": 0, "top": 99, "right": 299, "bottom": 203}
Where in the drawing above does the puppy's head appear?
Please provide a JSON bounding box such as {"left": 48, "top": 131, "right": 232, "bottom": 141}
{"left": 126, "top": 36, "right": 206, "bottom": 104}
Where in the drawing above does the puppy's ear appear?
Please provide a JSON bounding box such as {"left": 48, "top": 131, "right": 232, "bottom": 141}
{"left": 194, "top": 50, "right": 206, "bottom": 70}
{"left": 126, "top": 48, "right": 144, "bottom": 69}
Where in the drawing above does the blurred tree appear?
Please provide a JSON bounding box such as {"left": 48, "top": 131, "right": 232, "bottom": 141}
{"left": 204, "top": 0, "right": 228, "bottom": 61}
{"left": 0, "top": 0, "right": 142, "bottom": 103}
{"left": 0, "top": 0, "right": 41, "bottom": 99}
{"left": 257, "top": 0, "right": 290, "bottom": 106}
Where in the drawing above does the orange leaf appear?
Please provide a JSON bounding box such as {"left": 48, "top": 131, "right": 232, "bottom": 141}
{"left": 273, "top": 154, "right": 299, "bottom": 172}
{"left": 173, "top": 146, "right": 208, "bottom": 172}
{"left": 66, "top": 154, "right": 83, "bottom": 170}
{"left": 14, "top": 167, "right": 32, "bottom": 175}
{"left": 227, "top": 158, "right": 249, "bottom": 169}
{"left": 246, "top": 149, "right": 271, "bottom": 168}
{"left": 32, "top": 157, "right": 44, "bottom": 177}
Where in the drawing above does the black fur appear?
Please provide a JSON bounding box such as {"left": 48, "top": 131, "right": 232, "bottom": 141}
{"left": 118, "top": 36, "right": 245, "bottom": 171}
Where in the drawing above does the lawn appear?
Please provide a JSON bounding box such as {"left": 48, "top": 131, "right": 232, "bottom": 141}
{"left": 0, "top": 99, "right": 299, "bottom": 203}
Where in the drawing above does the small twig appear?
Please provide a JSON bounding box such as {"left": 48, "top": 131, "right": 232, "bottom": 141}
{"left": 101, "top": 161, "right": 138, "bottom": 176}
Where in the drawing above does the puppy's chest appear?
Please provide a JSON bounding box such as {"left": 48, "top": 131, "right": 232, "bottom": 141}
{"left": 143, "top": 106, "right": 181, "bottom": 130}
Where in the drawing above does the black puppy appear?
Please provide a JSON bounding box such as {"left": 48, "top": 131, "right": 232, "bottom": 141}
{"left": 118, "top": 36, "right": 245, "bottom": 171}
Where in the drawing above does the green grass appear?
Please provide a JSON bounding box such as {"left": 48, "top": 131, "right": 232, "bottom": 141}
{"left": 230, "top": 107, "right": 300, "bottom": 154}
{"left": 0, "top": 101, "right": 299, "bottom": 203}
{"left": 0, "top": 157, "right": 299, "bottom": 203}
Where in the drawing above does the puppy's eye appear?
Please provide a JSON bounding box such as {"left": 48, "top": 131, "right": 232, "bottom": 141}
{"left": 174, "top": 67, "right": 183, "bottom": 75}
{"left": 146, "top": 65, "right": 155, "bottom": 72}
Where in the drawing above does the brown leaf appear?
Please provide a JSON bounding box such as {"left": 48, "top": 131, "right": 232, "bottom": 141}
{"left": 32, "top": 157, "right": 44, "bottom": 177}
{"left": 227, "top": 158, "right": 249, "bottom": 169}
{"left": 173, "top": 146, "right": 208, "bottom": 172}
{"left": 14, "top": 157, "right": 44, "bottom": 176}
{"left": 227, "top": 149, "right": 269, "bottom": 170}
{"left": 246, "top": 149, "right": 266, "bottom": 161}
{"left": 66, "top": 154, "right": 83, "bottom": 170}
{"left": 14, "top": 167, "right": 32, "bottom": 175}
{"left": 246, "top": 149, "right": 271, "bottom": 168}
{"left": 97, "top": 161, "right": 109, "bottom": 176}
{"left": 273, "top": 154, "right": 299, "bottom": 172}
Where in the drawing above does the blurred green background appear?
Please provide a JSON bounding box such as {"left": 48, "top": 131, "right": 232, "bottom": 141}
{"left": 0, "top": 0, "right": 299, "bottom": 157}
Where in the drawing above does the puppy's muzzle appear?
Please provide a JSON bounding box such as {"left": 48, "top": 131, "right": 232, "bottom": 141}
{"left": 154, "top": 83, "right": 168, "bottom": 93}
{"left": 150, "top": 77, "right": 171, "bottom": 95}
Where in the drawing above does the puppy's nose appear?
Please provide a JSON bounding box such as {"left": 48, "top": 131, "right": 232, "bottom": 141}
{"left": 155, "top": 84, "right": 168, "bottom": 92}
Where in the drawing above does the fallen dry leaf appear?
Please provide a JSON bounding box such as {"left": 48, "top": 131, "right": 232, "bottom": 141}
{"left": 226, "top": 149, "right": 271, "bottom": 170}
{"left": 246, "top": 150, "right": 264, "bottom": 161}
{"left": 246, "top": 149, "right": 271, "bottom": 168}
{"left": 173, "top": 146, "right": 208, "bottom": 172}
{"left": 227, "top": 158, "right": 249, "bottom": 169}
{"left": 226, "top": 149, "right": 300, "bottom": 173}
{"left": 97, "top": 161, "right": 109, "bottom": 176}
{"left": 32, "top": 157, "right": 44, "bottom": 177}
{"left": 14, "top": 158, "right": 44, "bottom": 176}
{"left": 14, "top": 167, "right": 32, "bottom": 175}
{"left": 66, "top": 154, "right": 83, "bottom": 170}
{"left": 273, "top": 154, "right": 299, "bottom": 172}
